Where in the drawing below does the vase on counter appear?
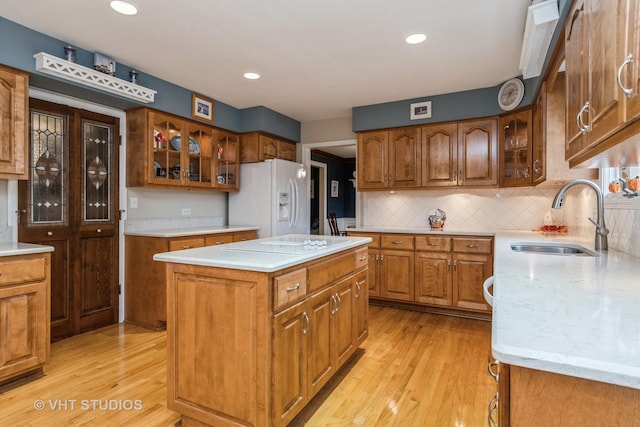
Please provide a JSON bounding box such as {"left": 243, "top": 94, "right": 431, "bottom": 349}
{"left": 428, "top": 209, "right": 446, "bottom": 229}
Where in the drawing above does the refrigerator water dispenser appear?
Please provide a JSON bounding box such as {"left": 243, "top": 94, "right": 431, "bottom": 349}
{"left": 277, "top": 191, "right": 290, "bottom": 221}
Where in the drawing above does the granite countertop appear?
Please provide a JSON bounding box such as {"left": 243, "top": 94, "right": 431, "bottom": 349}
{"left": 0, "top": 242, "right": 55, "bottom": 257}
{"left": 153, "top": 234, "right": 372, "bottom": 273}
{"left": 491, "top": 231, "right": 640, "bottom": 390}
{"left": 124, "top": 225, "right": 258, "bottom": 238}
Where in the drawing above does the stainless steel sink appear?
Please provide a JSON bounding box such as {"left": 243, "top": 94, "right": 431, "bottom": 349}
{"left": 510, "top": 242, "right": 598, "bottom": 257}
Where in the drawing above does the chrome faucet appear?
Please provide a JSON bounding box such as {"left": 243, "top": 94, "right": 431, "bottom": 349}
{"left": 551, "top": 179, "right": 609, "bottom": 251}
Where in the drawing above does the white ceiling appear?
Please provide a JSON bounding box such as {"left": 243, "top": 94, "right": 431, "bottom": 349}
{"left": 1, "top": 0, "right": 534, "bottom": 125}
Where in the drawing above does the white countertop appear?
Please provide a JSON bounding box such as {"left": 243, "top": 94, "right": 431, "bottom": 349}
{"left": 153, "top": 234, "right": 372, "bottom": 272}
{"left": 0, "top": 242, "right": 55, "bottom": 257}
{"left": 347, "top": 226, "right": 494, "bottom": 236}
{"left": 492, "top": 231, "right": 640, "bottom": 389}
{"left": 125, "top": 225, "right": 258, "bottom": 238}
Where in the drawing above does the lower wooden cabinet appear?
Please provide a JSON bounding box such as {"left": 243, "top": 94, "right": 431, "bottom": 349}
{"left": 164, "top": 245, "right": 368, "bottom": 427}
{"left": 125, "top": 230, "right": 256, "bottom": 330}
{"left": 0, "top": 252, "right": 51, "bottom": 385}
{"left": 349, "top": 231, "right": 493, "bottom": 316}
{"left": 496, "top": 363, "right": 640, "bottom": 426}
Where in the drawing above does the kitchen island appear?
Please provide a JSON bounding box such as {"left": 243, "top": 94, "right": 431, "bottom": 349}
{"left": 491, "top": 231, "right": 640, "bottom": 426}
{"left": 153, "top": 234, "right": 371, "bottom": 427}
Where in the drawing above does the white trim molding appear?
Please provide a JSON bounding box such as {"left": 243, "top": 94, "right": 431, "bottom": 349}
{"left": 34, "top": 52, "right": 156, "bottom": 103}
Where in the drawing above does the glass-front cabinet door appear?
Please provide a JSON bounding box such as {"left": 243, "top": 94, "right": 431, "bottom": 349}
{"left": 213, "top": 130, "right": 239, "bottom": 190}
{"left": 150, "top": 111, "right": 184, "bottom": 185}
{"left": 186, "top": 123, "right": 213, "bottom": 187}
{"left": 499, "top": 109, "right": 533, "bottom": 187}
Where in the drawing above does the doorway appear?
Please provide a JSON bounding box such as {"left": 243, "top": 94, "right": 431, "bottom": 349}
{"left": 18, "top": 98, "right": 120, "bottom": 341}
{"left": 310, "top": 161, "right": 327, "bottom": 234}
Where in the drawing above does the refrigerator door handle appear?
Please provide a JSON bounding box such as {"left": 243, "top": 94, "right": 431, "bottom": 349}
{"left": 290, "top": 177, "right": 298, "bottom": 228}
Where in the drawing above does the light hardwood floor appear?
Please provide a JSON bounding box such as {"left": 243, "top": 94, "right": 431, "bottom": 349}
{"left": 0, "top": 306, "right": 495, "bottom": 426}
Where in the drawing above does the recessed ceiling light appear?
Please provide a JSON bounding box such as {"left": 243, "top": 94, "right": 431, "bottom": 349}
{"left": 406, "top": 33, "right": 427, "bottom": 44}
{"left": 110, "top": 1, "right": 138, "bottom": 16}
{"left": 244, "top": 72, "right": 260, "bottom": 80}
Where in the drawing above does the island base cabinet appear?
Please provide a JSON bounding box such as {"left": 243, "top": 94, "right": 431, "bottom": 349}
{"left": 0, "top": 253, "right": 51, "bottom": 385}
{"left": 163, "top": 246, "right": 367, "bottom": 427}
{"left": 499, "top": 364, "right": 640, "bottom": 427}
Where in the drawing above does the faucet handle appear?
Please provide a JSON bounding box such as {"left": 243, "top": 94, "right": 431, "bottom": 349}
{"left": 588, "top": 217, "right": 610, "bottom": 235}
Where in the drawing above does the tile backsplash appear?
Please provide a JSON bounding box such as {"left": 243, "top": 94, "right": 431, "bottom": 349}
{"left": 360, "top": 186, "right": 640, "bottom": 257}
{"left": 361, "top": 187, "right": 593, "bottom": 233}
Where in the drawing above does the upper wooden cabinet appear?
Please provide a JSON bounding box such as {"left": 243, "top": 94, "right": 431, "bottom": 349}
{"left": 126, "top": 108, "right": 238, "bottom": 190}
{"left": 0, "top": 64, "right": 28, "bottom": 180}
{"left": 563, "top": 0, "right": 640, "bottom": 166}
{"left": 240, "top": 131, "right": 297, "bottom": 163}
{"left": 421, "top": 123, "right": 458, "bottom": 187}
{"left": 457, "top": 119, "right": 498, "bottom": 187}
{"left": 499, "top": 109, "right": 534, "bottom": 187}
{"left": 357, "top": 127, "right": 421, "bottom": 190}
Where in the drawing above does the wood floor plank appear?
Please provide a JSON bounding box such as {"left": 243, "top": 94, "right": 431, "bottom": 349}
{"left": 0, "top": 306, "right": 495, "bottom": 426}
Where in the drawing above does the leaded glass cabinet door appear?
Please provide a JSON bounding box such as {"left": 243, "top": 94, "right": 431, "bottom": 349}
{"left": 19, "top": 100, "right": 72, "bottom": 339}
{"left": 18, "top": 99, "right": 119, "bottom": 340}
{"left": 78, "top": 114, "right": 119, "bottom": 334}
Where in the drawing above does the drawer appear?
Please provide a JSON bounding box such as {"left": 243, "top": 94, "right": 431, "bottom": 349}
{"left": 273, "top": 268, "right": 307, "bottom": 311}
{"left": 415, "top": 235, "right": 451, "bottom": 252}
{"left": 169, "top": 237, "right": 205, "bottom": 251}
{"left": 307, "top": 251, "right": 355, "bottom": 293}
{"left": 232, "top": 231, "right": 257, "bottom": 242}
{"left": 355, "top": 247, "right": 369, "bottom": 270}
{"left": 380, "top": 234, "right": 414, "bottom": 250}
{"left": 204, "top": 234, "right": 234, "bottom": 246}
{"left": 0, "top": 255, "right": 47, "bottom": 286}
{"left": 452, "top": 237, "right": 493, "bottom": 254}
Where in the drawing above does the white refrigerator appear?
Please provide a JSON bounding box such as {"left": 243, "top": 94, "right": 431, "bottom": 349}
{"left": 229, "top": 158, "right": 310, "bottom": 238}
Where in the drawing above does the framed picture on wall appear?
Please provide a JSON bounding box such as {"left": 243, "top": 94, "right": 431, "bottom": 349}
{"left": 330, "top": 180, "right": 339, "bottom": 198}
{"left": 192, "top": 93, "right": 214, "bottom": 122}
{"left": 410, "top": 100, "right": 432, "bottom": 120}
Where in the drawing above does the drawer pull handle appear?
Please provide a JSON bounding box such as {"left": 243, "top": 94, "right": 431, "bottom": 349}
{"left": 286, "top": 283, "right": 301, "bottom": 292}
{"left": 391, "top": 241, "right": 404, "bottom": 245}
{"left": 465, "top": 244, "right": 478, "bottom": 248}
{"left": 428, "top": 242, "right": 440, "bottom": 246}
{"left": 183, "top": 245, "right": 192, "bottom": 249}
{"left": 358, "top": 256, "right": 367, "bottom": 261}
{"left": 215, "top": 241, "right": 224, "bottom": 245}
{"left": 47, "top": 231, "right": 53, "bottom": 236}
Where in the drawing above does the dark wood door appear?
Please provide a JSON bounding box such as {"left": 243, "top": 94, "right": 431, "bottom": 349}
{"left": 18, "top": 99, "right": 120, "bottom": 341}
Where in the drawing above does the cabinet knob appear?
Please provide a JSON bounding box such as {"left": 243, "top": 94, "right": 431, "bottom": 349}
{"left": 47, "top": 231, "right": 53, "bottom": 236}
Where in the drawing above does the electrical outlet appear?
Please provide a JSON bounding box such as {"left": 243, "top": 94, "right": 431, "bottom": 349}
{"left": 129, "top": 197, "right": 138, "bottom": 209}
{"left": 182, "top": 208, "right": 191, "bottom": 216}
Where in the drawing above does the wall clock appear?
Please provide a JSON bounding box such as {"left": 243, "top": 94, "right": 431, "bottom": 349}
{"left": 498, "top": 78, "right": 525, "bottom": 111}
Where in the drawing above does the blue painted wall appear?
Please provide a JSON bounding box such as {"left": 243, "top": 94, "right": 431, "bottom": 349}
{"left": 352, "top": 0, "right": 572, "bottom": 132}
{"left": 0, "top": 16, "right": 300, "bottom": 141}
{"left": 311, "top": 153, "right": 355, "bottom": 218}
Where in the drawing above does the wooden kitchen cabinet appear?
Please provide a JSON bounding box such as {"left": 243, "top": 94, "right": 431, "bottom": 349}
{"left": 127, "top": 108, "right": 239, "bottom": 190}
{"left": 421, "top": 118, "right": 498, "bottom": 188}
{"left": 414, "top": 235, "right": 492, "bottom": 313}
{"left": 499, "top": 109, "right": 534, "bottom": 187}
{"left": 564, "top": 0, "right": 625, "bottom": 161}
{"left": 452, "top": 237, "right": 493, "bottom": 312}
{"left": 0, "top": 253, "right": 51, "bottom": 385}
{"left": 162, "top": 244, "right": 367, "bottom": 427}
{"left": 357, "top": 127, "right": 421, "bottom": 190}
{"left": 125, "top": 230, "right": 256, "bottom": 330}
{"left": 496, "top": 363, "right": 640, "bottom": 427}
{"left": 379, "top": 234, "right": 415, "bottom": 301}
{"left": 213, "top": 129, "right": 240, "bottom": 190}
{"left": 0, "top": 64, "right": 28, "bottom": 180}
{"left": 240, "top": 131, "right": 297, "bottom": 163}
{"left": 457, "top": 119, "right": 499, "bottom": 186}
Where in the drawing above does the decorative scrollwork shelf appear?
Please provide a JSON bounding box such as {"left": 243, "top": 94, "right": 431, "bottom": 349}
{"left": 34, "top": 52, "right": 156, "bottom": 103}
